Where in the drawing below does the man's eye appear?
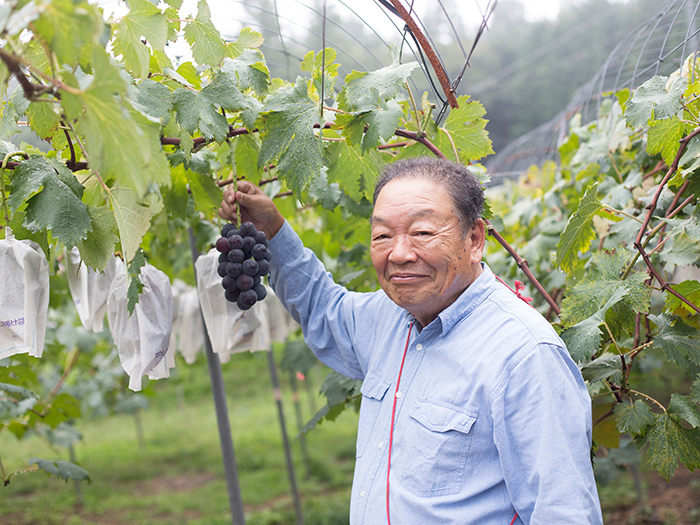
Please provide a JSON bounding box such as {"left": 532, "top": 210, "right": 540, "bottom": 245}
{"left": 415, "top": 231, "right": 432, "bottom": 236}
{"left": 372, "top": 234, "right": 389, "bottom": 241}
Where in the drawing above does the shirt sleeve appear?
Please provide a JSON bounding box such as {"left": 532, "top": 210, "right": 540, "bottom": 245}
{"left": 267, "top": 220, "right": 370, "bottom": 380}
{"left": 490, "top": 342, "right": 604, "bottom": 525}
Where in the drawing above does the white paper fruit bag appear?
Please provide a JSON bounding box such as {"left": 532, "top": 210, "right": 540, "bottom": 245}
{"left": 169, "top": 279, "right": 204, "bottom": 364}
{"left": 0, "top": 229, "right": 50, "bottom": 359}
{"left": 65, "top": 247, "right": 122, "bottom": 333}
{"left": 107, "top": 263, "right": 174, "bottom": 391}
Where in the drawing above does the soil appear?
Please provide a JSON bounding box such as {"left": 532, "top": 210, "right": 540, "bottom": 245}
{"left": 605, "top": 467, "right": 700, "bottom": 525}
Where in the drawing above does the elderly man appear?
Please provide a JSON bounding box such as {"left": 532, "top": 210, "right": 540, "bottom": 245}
{"left": 219, "top": 157, "right": 603, "bottom": 524}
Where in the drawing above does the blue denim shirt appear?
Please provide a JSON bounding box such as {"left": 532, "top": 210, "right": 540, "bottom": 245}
{"left": 269, "top": 221, "right": 603, "bottom": 524}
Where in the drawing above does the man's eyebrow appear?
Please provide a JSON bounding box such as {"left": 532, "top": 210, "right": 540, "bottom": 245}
{"left": 370, "top": 209, "right": 435, "bottom": 225}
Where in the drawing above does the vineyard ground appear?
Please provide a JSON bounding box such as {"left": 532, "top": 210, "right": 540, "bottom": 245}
{"left": 0, "top": 347, "right": 698, "bottom": 524}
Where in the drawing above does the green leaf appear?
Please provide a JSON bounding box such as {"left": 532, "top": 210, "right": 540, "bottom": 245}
{"left": 173, "top": 71, "right": 247, "bottom": 142}
{"left": 665, "top": 280, "right": 700, "bottom": 318}
{"left": 647, "top": 117, "right": 689, "bottom": 166}
{"left": 258, "top": 77, "right": 322, "bottom": 196}
{"left": 27, "top": 101, "right": 61, "bottom": 140}
{"left": 221, "top": 49, "right": 270, "bottom": 96}
{"left": 9, "top": 156, "right": 90, "bottom": 249}
{"left": 579, "top": 353, "right": 623, "bottom": 383}
{"left": 184, "top": 166, "right": 221, "bottom": 217}
{"left": 615, "top": 401, "right": 655, "bottom": 435}
{"left": 126, "top": 248, "right": 147, "bottom": 314}
{"left": 234, "top": 133, "right": 261, "bottom": 183}
{"left": 650, "top": 314, "right": 700, "bottom": 374}
{"left": 637, "top": 412, "right": 700, "bottom": 481}
{"left": 658, "top": 206, "right": 700, "bottom": 269}
{"left": 339, "top": 60, "right": 418, "bottom": 112}
{"left": 77, "top": 205, "right": 119, "bottom": 271}
{"left": 325, "top": 137, "right": 383, "bottom": 202}
{"left": 280, "top": 339, "right": 318, "bottom": 375}
{"left": 77, "top": 47, "right": 170, "bottom": 195}
{"left": 161, "top": 163, "right": 189, "bottom": 221}
{"left": 668, "top": 393, "right": 700, "bottom": 428}
{"left": 183, "top": 0, "right": 226, "bottom": 67}
{"left": 226, "top": 27, "right": 265, "bottom": 58}
{"left": 31, "top": 0, "right": 103, "bottom": 66}
{"left": 108, "top": 187, "right": 161, "bottom": 263}
{"left": 112, "top": 0, "right": 168, "bottom": 79}
{"left": 555, "top": 182, "right": 606, "bottom": 272}
{"left": 131, "top": 78, "right": 173, "bottom": 126}
{"left": 29, "top": 458, "right": 90, "bottom": 483}
{"left": 437, "top": 96, "right": 494, "bottom": 163}
{"left": 559, "top": 249, "right": 650, "bottom": 329}
{"left": 301, "top": 48, "right": 339, "bottom": 101}
{"left": 624, "top": 75, "right": 687, "bottom": 128}
{"left": 560, "top": 286, "right": 628, "bottom": 363}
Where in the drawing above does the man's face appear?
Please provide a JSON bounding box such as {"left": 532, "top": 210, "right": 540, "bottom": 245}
{"left": 370, "top": 177, "right": 484, "bottom": 326}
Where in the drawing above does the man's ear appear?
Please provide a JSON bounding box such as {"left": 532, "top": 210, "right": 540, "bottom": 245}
{"left": 468, "top": 219, "right": 486, "bottom": 264}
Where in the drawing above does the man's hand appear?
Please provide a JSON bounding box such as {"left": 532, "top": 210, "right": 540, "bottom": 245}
{"left": 218, "top": 180, "right": 285, "bottom": 240}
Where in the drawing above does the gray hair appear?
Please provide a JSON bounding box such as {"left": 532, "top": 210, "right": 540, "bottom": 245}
{"left": 372, "top": 157, "right": 484, "bottom": 235}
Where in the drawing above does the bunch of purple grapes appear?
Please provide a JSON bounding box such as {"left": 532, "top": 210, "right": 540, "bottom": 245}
{"left": 216, "top": 221, "right": 271, "bottom": 310}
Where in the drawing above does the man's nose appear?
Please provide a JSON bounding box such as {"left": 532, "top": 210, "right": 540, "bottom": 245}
{"left": 387, "top": 234, "right": 418, "bottom": 264}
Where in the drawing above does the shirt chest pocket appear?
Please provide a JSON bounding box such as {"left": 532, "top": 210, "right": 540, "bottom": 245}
{"left": 395, "top": 399, "right": 477, "bottom": 497}
{"left": 356, "top": 370, "right": 391, "bottom": 458}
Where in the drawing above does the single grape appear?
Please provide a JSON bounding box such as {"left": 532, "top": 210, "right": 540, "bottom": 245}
{"left": 252, "top": 243, "right": 267, "bottom": 260}
{"left": 225, "top": 289, "right": 241, "bottom": 303}
{"left": 254, "top": 230, "right": 268, "bottom": 246}
{"left": 264, "top": 248, "right": 272, "bottom": 261}
{"left": 216, "top": 237, "right": 230, "bottom": 253}
{"left": 237, "top": 289, "right": 258, "bottom": 310}
{"left": 228, "top": 234, "right": 244, "bottom": 251}
{"left": 226, "top": 262, "right": 242, "bottom": 278}
{"left": 237, "top": 273, "right": 254, "bottom": 291}
{"left": 218, "top": 252, "right": 228, "bottom": 263}
{"left": 221, "top": 223, "right": 237, "bottom": 237}
{"left": 242, "top": 236, "right": 256, "bottom": 255}
{"left": 257, "top": 259, "right": 270, "bottom": 276}
{"left": 239, "top": 221, "right": 257, "bottom": 238}
{"left": 217, "top": 262, "right": 228, "bottom": 278}
{"left": 252, "top": 274, "right": 261, "bottom": 286}
{"left": 242, "top": 258, "right": 259, "bottom": 276}
{"left": 253, "top": 284, "right": 267, "bottom": 301}
{"left": 228, "top": 248, "right": 245, "bottom": 263}
{"left": 222, "top": 275, "right": 238, "bottom": 291}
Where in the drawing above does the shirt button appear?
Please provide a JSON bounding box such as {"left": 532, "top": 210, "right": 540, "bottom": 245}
{"left": 378, "top": 442, "right": 384, "bottom": 448}
{"left": 396, "top": 391, "right": 403, "bottom": 398}
{"left": 360, "top": 490, "right": 367, "bottom": 497}
{"left": 416, "top": 343, "right": 423, "bottom": 351}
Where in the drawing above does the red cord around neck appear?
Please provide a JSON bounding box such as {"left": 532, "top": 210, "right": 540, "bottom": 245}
{"left": 386, "top": 322, "right": 413, "bottom": 525}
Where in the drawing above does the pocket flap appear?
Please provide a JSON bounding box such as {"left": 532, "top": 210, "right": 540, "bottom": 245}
{"left": 410, "top": 399, "right": 477, "bottom": 433}
{"left": 360, "top": 370, "right": 390, "bottom": 401}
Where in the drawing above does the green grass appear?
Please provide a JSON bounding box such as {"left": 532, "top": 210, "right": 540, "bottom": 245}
{"left": 0, "top": 350, "right": 357, "bottom": 524}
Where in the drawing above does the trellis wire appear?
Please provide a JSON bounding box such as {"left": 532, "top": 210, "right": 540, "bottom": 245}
{"left": 485, "top": 0, "right": 700, "bottom": 182}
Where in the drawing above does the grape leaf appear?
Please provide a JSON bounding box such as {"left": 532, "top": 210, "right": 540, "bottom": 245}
{"left": 658, "top": 206, "right": 700, "bottom": 269}
{"left": 8, "top": 155, "right": 90, "bottom": 249}
{"left": 258, "top": 77, "right": 322, "bottom": 196}
{"left": 560, "top": 286, "right": 628, "bottom": 363}
{"left": 665, "top": 280, "right": 700, "bottom": 318}
{"left": 161, "top": 163, "right": 189, "bottom": 221}
{"left": 221, "top": 49, "right": 270, "bottom": 96}
{"left": 301, "top": 48, "right": 340, "bottom": 101}
{"left": 649, "top": 314, "right": 700, "bottom": 374}
{"left": 556, "top": 182, "right": 612, "bottom": 273}
{"left": 325, "top": 138, "right": 382, "bottom": 202}
{"left": 172, "top": 71, "right": 247, "bottom": 143}
{"left": 668, "top": 393, "right": 700, "bottom": 428}
{"left": 647, "top": 117, "right": 689, "bottom": 166}
{"left": 77, "top": 205, "right": 119, "bottom": 271}
{"left": 559, "top": 249, "right": 650, "bottom": 329}
{"left": 29, "top": 458, "right": 90, "bottom": 483}
{"left": 234, "top": 133, "right": 261, "bottom": 183}
{"left": 280, "top": 339, "right": 318, "bottom": 375}
{"left": 112, "top": 0, "right": 167, "bottom": 79}
{"left": 27, "top": 101, "right": 61, "bottom": 140}
{"left": 437, "top": 96, "right": 494, "bottom": 163}
{"left": 184, "top": 166, "right": 221, "bottom": 217}
{"left": 0, "top": 87, "right": 29, "bottom": 140}
{"left": 130, "top": 78, "right": 173, "bottom": 126}
{"left": 76, "top": 47, "right": 170, "bottom": 196}
{"left": 615, "top": 401, "right": 654, "bottom": 435}
{"left": 126, "top": 248, "right": 146, "bottom": 314}
{"left": 183, "top": 0, "right": 226, "bottom": 67}
{"left": 579, "top": 353, "right": 623, "bottom": 384}
{"left": 624, "top": 75, "right": 687, "bottom": 128}
{"left": 637, "top": 412, "right": 700, "bottom": 481}
{"left": 226, "top": 27, "right": 265, "bottom": 58}
{"left": 31, "top": 0, "right": 103, "bottom": 66}
{"left": 107, "top": 187, "right": 161, "bottom": 263}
